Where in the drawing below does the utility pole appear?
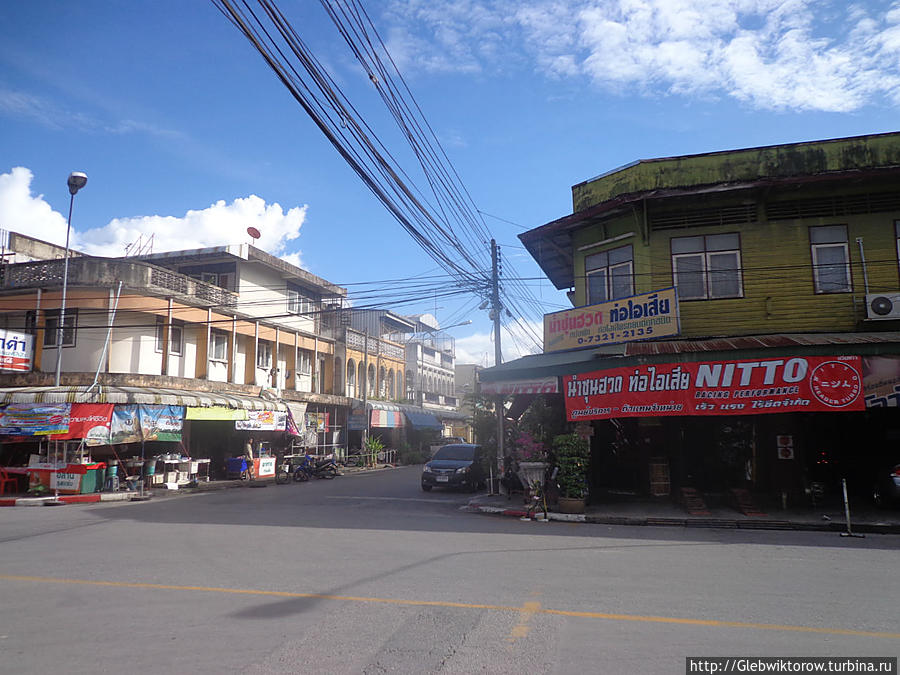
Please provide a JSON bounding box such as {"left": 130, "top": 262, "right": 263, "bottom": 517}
{"left": 362, "top": 325, "right": 369, "bottom": 450}
{"left": 491, "top": 239, "right": 504, "bottom": 473}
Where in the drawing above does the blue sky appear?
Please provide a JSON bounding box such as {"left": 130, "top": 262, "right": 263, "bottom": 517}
{"left": 2, "top": 0, "right": 899, "bottom": 366}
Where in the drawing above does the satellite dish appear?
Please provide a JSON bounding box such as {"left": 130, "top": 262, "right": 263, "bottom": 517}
{"left": 247, "top": 226, "right": 261, "bottom": 240}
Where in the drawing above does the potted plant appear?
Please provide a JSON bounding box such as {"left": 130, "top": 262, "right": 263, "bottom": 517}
{"left": 552, "top": 433, "right": 589, "bottom": 513}
{"left": 513, "top": 430, "right": 547, "bottom": 490}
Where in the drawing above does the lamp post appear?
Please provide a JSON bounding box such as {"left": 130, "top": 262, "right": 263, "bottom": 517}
{"left": 54, "top": 171, "right": 87, "bottom": 388}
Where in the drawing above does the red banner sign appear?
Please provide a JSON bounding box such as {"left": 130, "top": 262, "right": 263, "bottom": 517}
{"left": 50, "top": 403, "right": 114, "bottom": 444}
{"left": 565, "top": 356, "right": 864, "bottom": 420}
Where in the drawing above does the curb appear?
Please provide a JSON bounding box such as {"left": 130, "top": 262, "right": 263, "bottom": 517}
{"left": 0, "top": 465, "right": 400, "bottom": 506}
{"left": 465, "top": 503, "right": 900, "bottom": 534}
{"left": 0, "top": 492, "right": 137, "bottom": 507}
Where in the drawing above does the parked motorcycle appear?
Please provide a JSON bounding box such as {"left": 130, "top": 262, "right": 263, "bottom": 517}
{"left": 294, "top": 453, "right": 339, "bottom": 480}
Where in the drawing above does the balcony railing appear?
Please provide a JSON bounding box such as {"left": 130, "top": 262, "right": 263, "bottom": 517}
{"left": 2, "top": 257, "right": 238, "bottom": 308}
{"left": 345, "top": 329, "right": 404, "bottom": 360}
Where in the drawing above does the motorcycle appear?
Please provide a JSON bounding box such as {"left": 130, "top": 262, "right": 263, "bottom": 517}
{"left": 293, "top": 453, "right": 339, "bottom": 480}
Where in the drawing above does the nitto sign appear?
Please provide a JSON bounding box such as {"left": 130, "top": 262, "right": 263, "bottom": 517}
{"left": 564, "top": 356, "right": 864, "bottom": 420}
{"left": 0, "top": 331, "right": 33, "bottom": 372}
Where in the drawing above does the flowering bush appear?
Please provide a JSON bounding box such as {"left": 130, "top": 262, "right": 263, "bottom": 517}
{"left": 514, "top": 430, "right": 547, "bottom": 462}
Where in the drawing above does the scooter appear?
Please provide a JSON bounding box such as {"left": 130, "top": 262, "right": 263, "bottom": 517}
{"left": 294, "top": 453, "right": 339, "bottom": 480}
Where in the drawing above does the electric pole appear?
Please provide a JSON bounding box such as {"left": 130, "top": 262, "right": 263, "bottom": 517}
{"left": 491, "top": 239, "right": 504, "bottom": 471}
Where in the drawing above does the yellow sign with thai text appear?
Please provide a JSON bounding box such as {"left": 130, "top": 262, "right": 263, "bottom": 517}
{"left": 543, "top": 287, "right": 680, "bottom": 353}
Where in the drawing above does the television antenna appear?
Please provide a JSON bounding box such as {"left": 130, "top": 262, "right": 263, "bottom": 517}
{"left": 124, "top": 233, "right": 154, "bottom": 257}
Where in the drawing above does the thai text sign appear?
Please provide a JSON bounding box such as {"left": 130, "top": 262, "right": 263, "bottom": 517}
{"left": 51, "top": 403, "right": 114, "bottom": 445}
{"left": 235, "top": 410, "right": 287, "bottom": 431}
{"left": 110, "top": 405, "right": 184, "bottom": 443}
{"left": 479, "top": 377, "right": 559, "bottom": 395}
{"left": 0, "top": 330, "right": 33, "bottom": 372}
{"left": 0, "top": 403, "right": 70, "bottom": 435}
{"left": 544, "top": 288, "right": 679, "bottom": 353}
{"left": 564, "top": 356, "right": 864, "bottom": 420}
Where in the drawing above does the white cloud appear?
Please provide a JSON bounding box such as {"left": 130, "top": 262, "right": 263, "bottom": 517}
{"left": 0, "top": 167, "right": 70, "bottom": 245}
{"left": 456, "top": 319, "right": 543, "bottom": 366}
{"left": 0, "top": 167, "right": 306, "bottom": 263}
{"left": 383, "top": 0, "right": 900, "bottom": 112}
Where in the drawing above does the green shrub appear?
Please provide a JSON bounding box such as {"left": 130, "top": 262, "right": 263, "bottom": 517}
{"left": 553, "top": 433, "right": 589, "bottom": 499}
{"left": 397, "top": 445, "right": 427, "bottom": 465}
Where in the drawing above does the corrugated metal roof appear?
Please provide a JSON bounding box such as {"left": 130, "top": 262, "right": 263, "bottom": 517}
{"left": 478, "top": 332, "right": 900, "bottom": 382}
{"left": 625, "top": 332, "right": 900, "bottom": 356}
{"left": 0, "top": 385, "right": 286, "bottom": 410}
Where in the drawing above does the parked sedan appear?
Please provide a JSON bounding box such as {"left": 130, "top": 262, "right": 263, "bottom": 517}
{"left": 421, "top": 444, "right": 485, "bottom": 492}
{"left": 873, "top": 462, "right": 900, "bottom": 508}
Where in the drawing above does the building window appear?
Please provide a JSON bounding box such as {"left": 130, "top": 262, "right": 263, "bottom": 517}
{"left": 298, "top": 350, "right": 312, "bottom": 375}
{"left": 155, "top": 318, "right": 183, "bottom": 355}
{"left": 28, "top": 309, "right": 77, "bottom": 347}
{"left": 210, "top": 330, "right": 228, "bottom": 361}
{"left": 287, "top": 287, "right": 315, "bottom": 315}
{"left": 671, "top": 233, "right": 743, "bottom": 300}
{"left": 585, "top": 245, "right": 633, "bottom": 304}
{"left": 810, "top": 225, "right": 851, "bottom": 293}
{"left": 256, "top": 340, "right": 273, "bottom": 369}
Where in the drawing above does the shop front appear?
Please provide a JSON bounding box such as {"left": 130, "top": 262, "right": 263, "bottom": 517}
{"left": 480, "top": 338, "right": 900, "bottom": 509}
{"left": 0, "top": 386, "right": 289, "bottom": 492}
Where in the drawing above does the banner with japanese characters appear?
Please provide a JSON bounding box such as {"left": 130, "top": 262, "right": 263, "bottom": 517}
{"left": 564, "top": 355, "right": 864, "bottom": 420}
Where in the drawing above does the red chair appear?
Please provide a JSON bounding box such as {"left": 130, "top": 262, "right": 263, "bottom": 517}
{"left": 0, "top": 467, "right": 20, "bottom": 495}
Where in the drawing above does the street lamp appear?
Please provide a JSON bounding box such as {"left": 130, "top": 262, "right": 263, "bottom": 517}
{"left": 54, "top": 171, "right": 87, "bottom": 388}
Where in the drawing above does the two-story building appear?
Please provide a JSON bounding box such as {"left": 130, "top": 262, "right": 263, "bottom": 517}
{"left": 0, "top": 232, "right": 350, "bottom": 474}
{"left": 480, "top": 131, "right": 900, "bottom": 508}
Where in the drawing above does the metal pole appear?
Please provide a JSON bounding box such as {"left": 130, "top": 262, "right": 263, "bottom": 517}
{"left": 88, "top": 281, "right": 123, "bottom": 393}
{"left": 362, "top": 326, "right": 369, "bottom": 453}
{"left": 840, "top": 477, "right": 864, "bottom": 538}
{"left": 491, "top": 239, "right": 504, "bottom": 479}
{"left": 54, "top": 192, "right": 75, "bottom": 388}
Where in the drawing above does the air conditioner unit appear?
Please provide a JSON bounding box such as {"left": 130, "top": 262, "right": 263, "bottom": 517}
{"left": 865, "top": 293, "right": 900, "bottom": 320}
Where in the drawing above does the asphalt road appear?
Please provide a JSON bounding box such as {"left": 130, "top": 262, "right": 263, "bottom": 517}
{"left": 1, "top": 466, "right": 898, "bottom": 674}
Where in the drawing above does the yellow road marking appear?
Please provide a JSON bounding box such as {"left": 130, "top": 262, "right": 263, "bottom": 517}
{"left": 507, "top": 601, "right": 542, "bottom": 641}
{"left": 2, "top": 574, "right": 898, "bottom": 640}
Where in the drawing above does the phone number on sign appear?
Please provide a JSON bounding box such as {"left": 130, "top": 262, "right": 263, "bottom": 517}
{"left": 577, "top": 327, "right": 653, "bottom": 344}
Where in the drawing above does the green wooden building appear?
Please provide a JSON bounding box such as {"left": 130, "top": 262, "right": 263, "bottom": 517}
{"left": 483, "top": 132, "right": 900, "bottom": 509}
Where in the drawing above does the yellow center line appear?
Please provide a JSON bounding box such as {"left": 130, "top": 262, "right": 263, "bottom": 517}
{"left": 2, "top": 574, "right": 898, "bottom": 640}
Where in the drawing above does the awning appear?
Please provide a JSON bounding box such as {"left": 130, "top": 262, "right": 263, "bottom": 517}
{"left": 478, "top": 332, "right": 900, "bottom": 384}
{"left": 348, "top": 401, "right": 443, "bottom": 430}
{"left": 285, "top": 401, "right": 308, "bottom": 431}
{"left": 185, "top": 406, "right": 249, "bottom": 421}
{"left": 371, "top": 409, "right": 404, "bottom": 428}
{"left": 0, "top": 386, "right": 286, "bottom": 411}
{"left": 404, "top": 410, "right": 442, "bottom": 430}
{"left": 479, "top": 376, "right": 559, "bottom": 395}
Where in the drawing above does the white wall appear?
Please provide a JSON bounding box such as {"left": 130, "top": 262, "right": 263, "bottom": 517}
{"left": 237, "top": 263, "right": 317, "bottom": 334}
{"left": 107, "top": 310, "right": 159, "bottom": 375}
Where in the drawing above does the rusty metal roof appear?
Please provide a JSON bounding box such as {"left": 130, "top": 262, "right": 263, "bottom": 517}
{"left": 625, "top": 332, "right": 900, "bottom": 356}
{"left": 478, "top": 332, "right": 900, "bottom": 382}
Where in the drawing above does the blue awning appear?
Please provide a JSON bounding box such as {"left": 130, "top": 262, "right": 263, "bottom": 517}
{"left": 404, "top": 410, "right": 442, "bottom": 430}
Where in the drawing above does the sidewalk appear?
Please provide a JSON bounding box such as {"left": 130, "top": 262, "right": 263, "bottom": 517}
{"left": 0, "top": 463, "right": 397, "bottom": 507}
{"left": 465, "top": 491, "right": 900, "bottom": 534}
